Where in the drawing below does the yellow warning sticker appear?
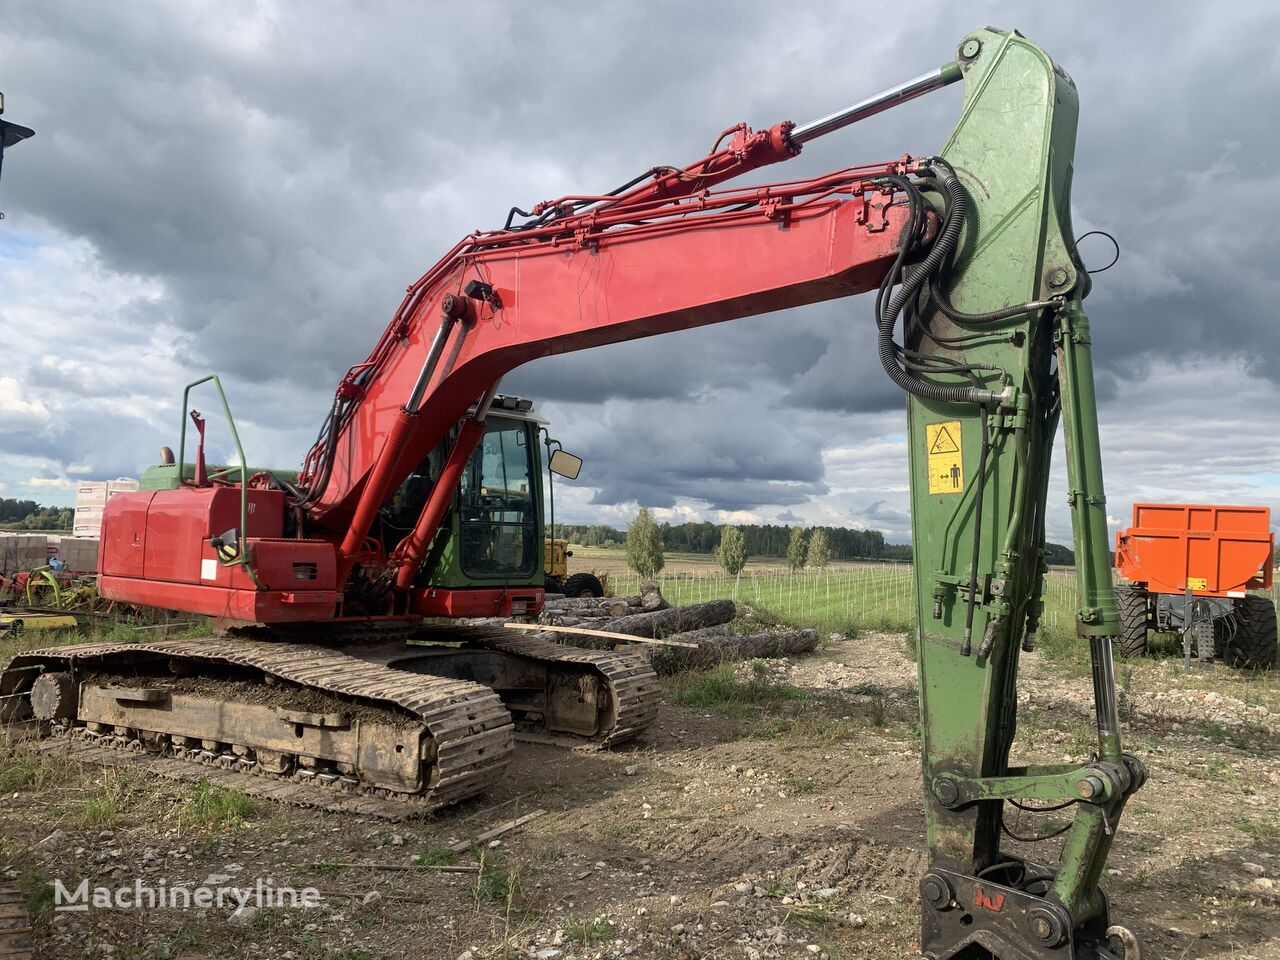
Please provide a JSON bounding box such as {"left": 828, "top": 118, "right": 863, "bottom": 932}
{"left": 1187, "top": 577, "right": 1207, "bottom": 591}
{"left": 926, "top": 421, "right": 964, "bottom": 495}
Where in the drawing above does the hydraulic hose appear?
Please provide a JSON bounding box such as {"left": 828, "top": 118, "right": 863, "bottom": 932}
{"left": 874, "top": 158, "right": 1004, "bottom": 405}
{"left": 962, "top": 404, "right": 991, "bottom": 655}
{"left": 929, "top": 272, "right": 1061, "bottom": 325}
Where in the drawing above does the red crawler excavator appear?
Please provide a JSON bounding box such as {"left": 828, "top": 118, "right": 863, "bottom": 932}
{"left": 3, "top": 29, "right": 1145, "bottom": 959}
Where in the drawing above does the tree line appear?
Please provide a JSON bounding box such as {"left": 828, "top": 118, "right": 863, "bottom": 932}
{"left": 583, "top": 511, "right": 1077, "bottom": 576}
{"left": 0, "top": 498, "right": 72, "bottom": 531}
{"left": 556, "top": 520, "right": 896, "bottom": 560}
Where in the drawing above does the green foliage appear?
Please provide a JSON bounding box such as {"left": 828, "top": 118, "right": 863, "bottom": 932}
{"left": 310, "top": 862, "right": 349, "bottom": 877}
{"left": 0, "top": 498, "right": 72, "bottom": 531}
{"left": 786, "top": 528, "right": 808, "bottom": 572}
{"left": 187, "top": 782, "right": 255, "bottom": 828}
{"left": 566, "top": 917, "right": 616, "bottom": 946}
{"left": 625, "top": 507, "right": 665, "bottom": 578}
{"left": 544, "top": 521, "right": 1076, "bottom": 567}
{"left": 0, "top": 750, "right": 55, "bottom": 792}
{"left": 666, "top": 662, "right": 808, "bottom": 713}
{"left": 78, "top": 793, "right": 120, "bottom": 830}
{"left": 806, "top": 529, "right": 830, "bottom": 568}
{"left": 412, "top": 844, "right": 459, "bottom": 867}
{"left": 716, "top": 525, "right": 748, "bottom": 576}
{"left": 558, "top": 520, "right": 894, "bottom": 560}
{"left": 474, "top": 851, "right": 519, "bottom": 903}
{"left": 104, "top": 623, "right": 146, "bottom": 643}
{"left": 19, "top": 871, "right": 55, "bottom": 921}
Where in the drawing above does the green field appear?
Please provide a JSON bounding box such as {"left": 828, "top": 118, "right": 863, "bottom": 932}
{"left": 576, "top": 546, "right": 1280, "bottom": 664}
{"left": 602, "top": 561, "right": 1092, "bottom": 643}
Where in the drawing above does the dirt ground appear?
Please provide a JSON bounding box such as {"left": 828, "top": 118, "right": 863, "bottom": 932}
{"left": 1, "top": 630, "right": 1277, "bottom": 960}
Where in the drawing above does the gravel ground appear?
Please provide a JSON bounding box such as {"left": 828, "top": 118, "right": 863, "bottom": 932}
{"left": 1, "top": 630, "right": 1277, "bottom": 959}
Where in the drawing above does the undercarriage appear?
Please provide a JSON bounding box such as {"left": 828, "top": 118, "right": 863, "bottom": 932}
{"left": 0, "top": 626, "right": 660, "bottom": 815}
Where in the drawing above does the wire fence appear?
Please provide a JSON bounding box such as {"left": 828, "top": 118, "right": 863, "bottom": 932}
{"left": 607, "top": 562, "right": 918, "bottom": 634}
{"left": 602, "top": 560, "right": 1279, "bottom": 636}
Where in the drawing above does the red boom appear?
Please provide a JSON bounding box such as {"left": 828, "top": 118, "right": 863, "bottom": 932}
{"left": 101, "top": 119, "right": 931, "bottom": 622}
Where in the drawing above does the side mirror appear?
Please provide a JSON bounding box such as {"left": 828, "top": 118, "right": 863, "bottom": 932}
{"left": 549, "top": 449, "right": 583, "bottom": 480}
{"left": 210, "top": 528, "right": 239, "bottom": 562}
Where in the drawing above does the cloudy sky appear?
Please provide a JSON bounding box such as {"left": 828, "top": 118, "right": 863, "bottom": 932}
{"left": 1, "top": 1, "right": 1278, "bottom": 546}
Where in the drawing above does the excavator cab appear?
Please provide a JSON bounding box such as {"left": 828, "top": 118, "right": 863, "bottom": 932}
{"left": 397, "top": 397, "right": 580, "bottom": 613}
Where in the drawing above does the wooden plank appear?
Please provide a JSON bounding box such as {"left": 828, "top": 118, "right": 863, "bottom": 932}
{"left": 447, "top": 809, "right": 547, "bottom": 854}
{"left": 310, "top": 862, "right": 480, "bottom": 874}
{"left": 502, "top": 622, "right": 698, "bottom": 649}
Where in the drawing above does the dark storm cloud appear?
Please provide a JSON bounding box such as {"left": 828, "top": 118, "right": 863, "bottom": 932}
{"left": 2, "top": 1, "right": 1279, "bottom": 523}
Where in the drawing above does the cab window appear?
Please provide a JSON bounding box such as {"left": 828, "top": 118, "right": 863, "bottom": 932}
{"left": 457, "top": 418, "right": 537, "bottom": 578}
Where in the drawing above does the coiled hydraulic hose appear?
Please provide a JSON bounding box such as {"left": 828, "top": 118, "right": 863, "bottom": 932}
{"left": 876, "top": 156, "right": 1064, "bottom": 405}
{"left": 875, "top": 158, "right": 1008, "bottom": 405}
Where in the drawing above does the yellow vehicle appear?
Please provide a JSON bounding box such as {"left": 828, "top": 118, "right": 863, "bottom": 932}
{"left": 543, "top": 536, "right": 603, "bottom": 598}
{"left": 539, "top": 437, "right": 604, "bottom": 598}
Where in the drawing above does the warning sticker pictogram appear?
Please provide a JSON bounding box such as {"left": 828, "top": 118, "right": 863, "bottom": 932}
{"left": 926, "top": 421, "right": 964, "bottom": 495}
{"left": 928, "top": 425, "right": 960, "bottom": 455}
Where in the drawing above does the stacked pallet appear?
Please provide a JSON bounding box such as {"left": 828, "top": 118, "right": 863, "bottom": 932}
{"left": 54, "top": 536, "right": 100, "bottom": 573}
{"left": 72, "top": 478, "right": 138, "bottom": 538}
{"left": 0, "top": 534, "right": 47, "bottom": 576}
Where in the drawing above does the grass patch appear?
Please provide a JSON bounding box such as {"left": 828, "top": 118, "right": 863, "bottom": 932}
{"left": 103, "top": 622, "right": 146, "bottom": 643}
{"left": 473, "top": 850, "right": 519, "bottom": 904}
{"left": 781, "top": 776, "right": 817, "bottom": 794}
{"left": 1236, "top": 813, "right": 1280, "bottom": 843}
{"left": 412, "top": 844, "right": 459, "bottom": 867}
{"left": 665, "top": 662, "right": 808, "bottom": 715}
{"left": 58, "top": 767, "right": 140, "bottom": 830}
{"left": 18, "top": 870, "right": 53, "bottom": 921}
{"left": 186, "top": 782, "right": 255, "bottom": 829}
{"left": 77, "top": 792, "right": 120, "bottom": 830}
{"left": 0, "top": 747, "right": 60, "bottom": 793}
{"left": 566, "top": 916, "right": 616, "bottom": 946}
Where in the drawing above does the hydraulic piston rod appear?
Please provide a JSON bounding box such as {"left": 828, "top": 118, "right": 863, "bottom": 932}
{"left": 790, "top": 63, "right": 962, "bottom": 144}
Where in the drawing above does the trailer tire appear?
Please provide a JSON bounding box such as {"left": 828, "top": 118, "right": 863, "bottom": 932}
{"left": 1222, "top": 595, "right": 1277, "bottom": 670}
{"left": 561, "top": 573, "right": 605, "bottom": 599}
{"left": 1114, "top": 583, "right": 1150, "bottom": 658}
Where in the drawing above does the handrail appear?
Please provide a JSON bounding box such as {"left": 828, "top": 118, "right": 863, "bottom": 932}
{"left": 176, "top": 374, "right": 262, "bottom": 588}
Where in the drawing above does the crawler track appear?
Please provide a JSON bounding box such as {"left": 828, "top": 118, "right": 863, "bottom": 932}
{"left": 0, "top": 629, "right": 661, "bottom": 817}
{"left": 0, "top": 882, "right": 32, "bottom": 960}
{"left": 0, "top": 638, "right": 515, "bottom": 811}
{"left": 465, "top": 630, "right": 661, "bottom": 747}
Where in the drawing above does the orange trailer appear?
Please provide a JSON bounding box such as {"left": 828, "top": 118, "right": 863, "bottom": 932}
{"left": 1114, "top": 503, "right": 1276, "bottom": 668}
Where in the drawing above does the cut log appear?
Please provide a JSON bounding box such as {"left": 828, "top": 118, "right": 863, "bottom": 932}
{"left": 639, "top": 629, "right": 819, "bottom": 674}
{"left": 640, "top": 581, "right": 670, "bottom": 611}
{"left": 503, "top": 622, "right": 699, "bottom": 649}
{"left": 541, "top": 597, "right": 638, "bottom": 618}
{"left": 599, "top": 598, "right": 736, "bottom": 639}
